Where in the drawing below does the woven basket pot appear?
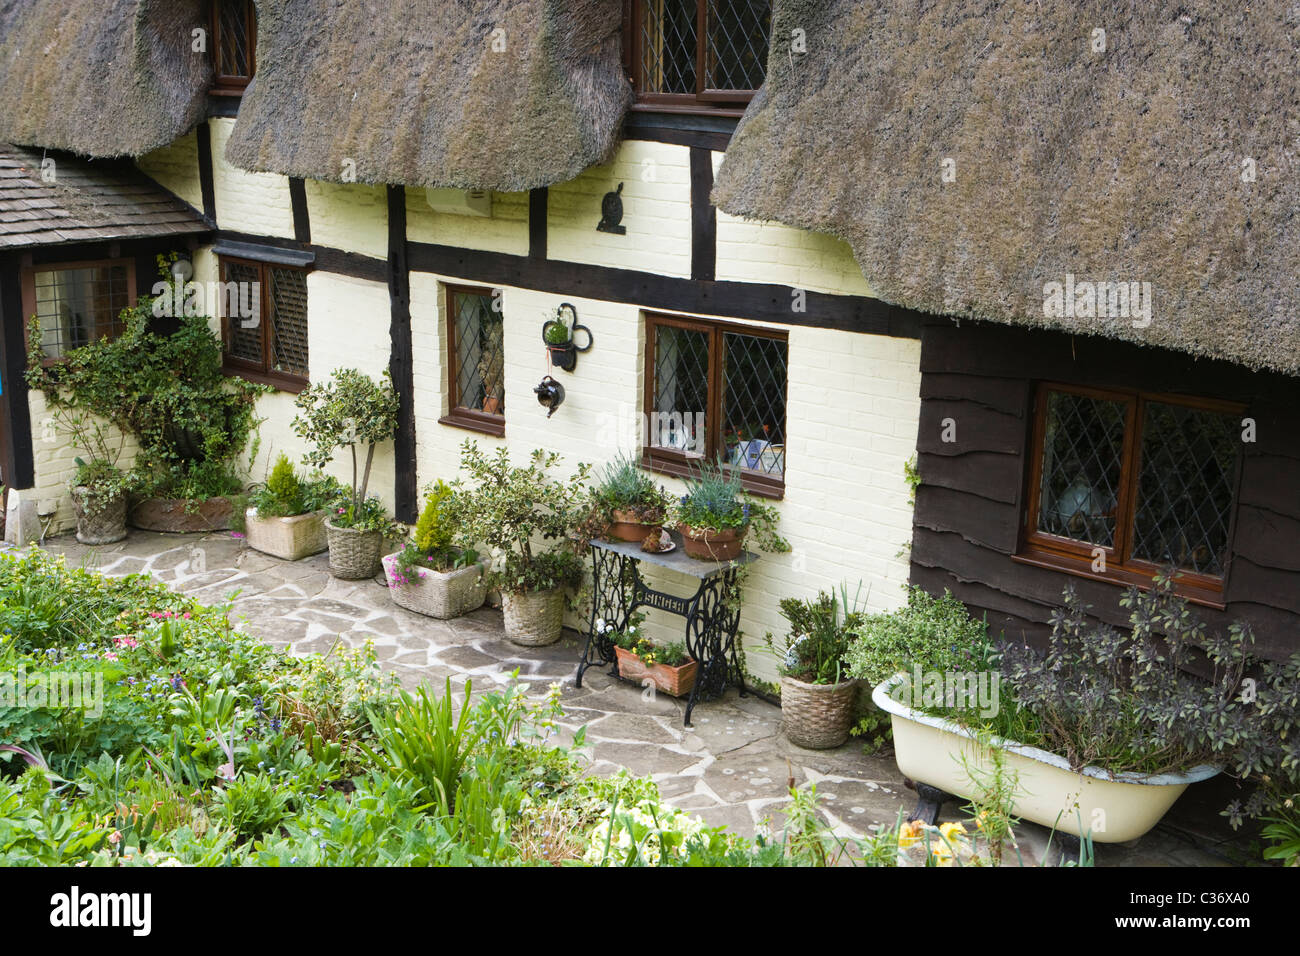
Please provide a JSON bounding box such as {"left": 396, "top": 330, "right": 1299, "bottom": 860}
{"left": 324, "top": 520, "right": 383, "bottom": 579}
{"left": 781, "top": 675, "right": 860, "bottom": 750}
{"left": 501, "top": 587, "right": 565, "bottom": 646}
{"left": 678, "top": 523, "right": 746, "bottom": 561}
{"left": 381, "top": 552, "right": 487, "bottom": 619}
{"left": 71, "top": 487, "right": 127, "bottom": 545}
{"left": 606, "top": 509, "right": 663, "bottom": 543}
{"left": 244, "top": 509, "right": 327, "bottom": 561}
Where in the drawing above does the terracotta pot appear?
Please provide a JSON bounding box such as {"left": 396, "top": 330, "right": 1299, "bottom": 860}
{"left": 606, "top": 508, "right": 663, "bottom": 543}
{"left": 324, "top": 520, "right": 383, "bottom": 579}
{"left": 129, "top": 496, "right": 233, "bottom": 533}
{"left": 244, "top": 508, "right": 327, "bottom": 561}
{"left": 614, "top": 646, "right": 698, "bottom": 697}
{"left": 781, "top": 674, "right": 859, "bottom": 750}
{"left": 381, "top": 552, "right": 487, "bottom": 620}
{"left": 71, "top": 487, "right": 127, "bottom": 545}
{"left": 677, "top": 523, "right": 745, "bottom": 561}
{"left": 501, "top": 587, "right": 565, "bottom": 646}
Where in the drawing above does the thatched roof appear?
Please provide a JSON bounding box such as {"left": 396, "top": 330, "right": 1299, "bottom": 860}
{"left": 0, "top": 0, "right": 210, "bottom": 158}
{"left": 0, "top": 144, "right": 209, "bottom": 249}
{"left": 226, "top": 0, "right": 631, "bottom": 190}
{"left": 713, "top": 2, "right": 1300, "bottom": 375}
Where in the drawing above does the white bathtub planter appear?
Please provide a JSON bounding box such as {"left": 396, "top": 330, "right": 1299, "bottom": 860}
{"left": 244, "top": 508, "right": 328, "bottom": 561}
{"left": 381, "top": 552, "right": 487, "bottom": 620}
{"left": 872, "top": 674, "right": 1219, "bottom": 843}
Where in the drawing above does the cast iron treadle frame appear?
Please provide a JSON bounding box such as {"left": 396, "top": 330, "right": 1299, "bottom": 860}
{"left": 575, "top": 537, "right": 749, "bottom": 727}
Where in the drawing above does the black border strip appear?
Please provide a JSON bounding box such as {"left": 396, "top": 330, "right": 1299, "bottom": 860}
{"left": 386, "top": 186, "right": 417, "bottom": 523}
{"left": 215, "top": 231, "right": 387, "bottom": 283}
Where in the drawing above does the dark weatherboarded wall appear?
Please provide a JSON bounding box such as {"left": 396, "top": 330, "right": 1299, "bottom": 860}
{"left": 910, "top": 318, "right": 1300, "bottom": 661}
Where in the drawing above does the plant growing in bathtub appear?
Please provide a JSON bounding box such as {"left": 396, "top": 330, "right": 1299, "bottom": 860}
{"left": 671, "top": 459, "right": 788, "bottom": 561}
{"left": 451, "top": 440, "right": 589, "bottom": 646}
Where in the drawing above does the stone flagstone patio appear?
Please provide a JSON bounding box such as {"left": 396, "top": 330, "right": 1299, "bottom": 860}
{"left": 22, "top": 530, "right": 1254, "bottom": 866}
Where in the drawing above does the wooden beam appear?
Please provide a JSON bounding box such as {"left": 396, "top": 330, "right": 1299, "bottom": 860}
{"left": 0, "top": 255, "right": 35, "bottom": 490}
{"left": 196, "top": 121, "right": 217, "bottom": 226}
{"left": 690, "top": 146, "right": 716, "bottom": 282}
{"left": 386, "top": 186, "right": 417, "bottom": 523}
{"left": 528, "top": 188, "right": 547, "bottom": 260}
{"left": 288, "top": 177, "right": 311, "bottom": 244}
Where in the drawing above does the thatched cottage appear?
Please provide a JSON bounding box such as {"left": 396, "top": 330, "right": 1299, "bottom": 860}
{"left": 2, "top": 1, "right": 1298, "bottom": 679}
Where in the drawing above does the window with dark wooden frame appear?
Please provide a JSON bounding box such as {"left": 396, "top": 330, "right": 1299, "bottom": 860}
{"left": 217, "top": 256, "right": 309, "bottom": 392}
{"left": 642, "top": 312, "right": 787, "bottom": 497}
{"left": 21, "top": 260, "right": 135, "bottom": 363}
{"left": 440, "top": 285, "right": 506, "bottom": 437}
{"left": 211, "top": 0, "right": 257, "bottom": 94}
{"left": 1017, "top": 382, "right": 1244, "bottom": 606}
{"left": 627, "top": 0, "right": 771, "bottom": 113}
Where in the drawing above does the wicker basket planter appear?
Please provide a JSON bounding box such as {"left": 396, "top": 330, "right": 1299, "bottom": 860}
{"left": 71, "top": 487, "right": 127, "bottom": 545}
{"left": 678, "top": 523, "right": 746, "bottom": 561}
{"left": 606, "top": 509, "right": 663, "bottom": 543}
{"left": 501, "top": 587, "right": 565, "bottom": 646}
{"left": 614, "top": 646, "right": 698, "bottom": 697}
{"left": 381, "top": 552, "right": 487, "bottom": 620}
{"left": 324, "top": 519, "right": 383, "bottom": 579}
{"left": 244, "top": 508, "right": 327, "bottom": 561}
{"left": 129, "top": 496, "right": 233, "bottom": 533}
{"left": 781, "top": 674, "right": 860, "bottom": 749}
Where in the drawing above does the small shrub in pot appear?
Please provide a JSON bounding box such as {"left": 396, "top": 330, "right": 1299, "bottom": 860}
{"left": 589, "top": 454, "right": 670, "bottom": 543}
{"left": 671, "top": 459, "right": 787, "bottom": 561}
{"left": 382, "top": 480, "right": 486, "bottom": 619}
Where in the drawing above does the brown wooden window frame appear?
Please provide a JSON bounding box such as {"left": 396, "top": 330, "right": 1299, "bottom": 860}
{"left": 439, "top": 283, "right": 506, "bottom": 438}
{"left": 642, "top": 311, "right": 786, "bottom": 499}
{"left": 217, "top": 255, "right": 310, "bottom": 393}
{"left": 210, "top": 0, "right": 257, "bottom": 95}
{"left": 1015, "top": 381, "right": 1245, "bottom": 609}
{"left": 625, "top": 0, "right": 770, "bottom": 116}
{"left": 21, "top": 258, "right": 137, "bottom": 366}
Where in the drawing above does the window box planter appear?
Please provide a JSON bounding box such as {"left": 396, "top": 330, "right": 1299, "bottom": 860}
{"left": 129, "top": 496, "right": 233, "bottom": 533}
{"left": 381, "top": 552, "right": 487, "bottom": 620}
{"left": 324, "top": 519, "right": 383, "bottom": 580}
{"left": 677, "top": 523, "right": 745, "bottom": 561}
{"left": 71, "top": 487, "right": 127, "bottom": 545}
{"left": 781, "top": 674, "right": 859, "bottom": 749}
{"left": 871, "top": 674, "right": 1220, "bottom": 843}
{"left": 614, "top": 645, "right": 698, "bottom": 697}
{"left": 244, "top": 508, "right": 327, "bottom": 561}
{"left": 501, "top": 587, "right": 565, "bottom": 646}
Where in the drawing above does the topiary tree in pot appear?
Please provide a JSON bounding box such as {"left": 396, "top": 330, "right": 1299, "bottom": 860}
{"left": 382, "top": 480, "right": 485, "bottom": 619}
{"left": 292, "top": 368, "right": 399, "bottom": 579}
{"left": 451, "top": 440, "right": 590, "bottom": 646}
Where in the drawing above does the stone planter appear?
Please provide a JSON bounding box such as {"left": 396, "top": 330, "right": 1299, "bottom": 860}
{"left": 381, "top": 552, "right": 487, "bottom": 620}
{"left": 244, "top": 508, "right": 327, "bottom": 561}
{"left": 872, "top": 674, "right": 1220, "bottom": 843}
{"left": 781, "top": 674, "right": 859, "bottom": 749}
{"left": 606, "top": 508, "right": 663, "bottom": 544}
{"left": 678, "top": 523, "right": 746, "bottom": 561}
{"left": 501, "top": 587, "right": 565, "bottom": 646}
{"left": 71, "top": 487, "right": 127, "bottom": 545}
{"left": 614, "top": 646, "right": 698, "bottom": 697}
{"left": 129, "top": 496, "right": 233, "bottom": 533}
{"left": 324, "top": 519, "right": 383, "bottom": 579}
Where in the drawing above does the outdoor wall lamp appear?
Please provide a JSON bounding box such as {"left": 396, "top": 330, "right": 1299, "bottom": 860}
{"left": 534, "top": 375, "right": 565, "bottom": 418}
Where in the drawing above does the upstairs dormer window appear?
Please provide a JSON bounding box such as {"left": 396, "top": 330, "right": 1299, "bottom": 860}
{"left": 629, "top": 0, "right": 771, "bottom": 112}
{"left": 211, "top": 0, "right": 257, "bottom": 94}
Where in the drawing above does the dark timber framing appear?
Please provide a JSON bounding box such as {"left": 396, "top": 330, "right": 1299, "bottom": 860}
{"left": 689, "top": 146, "right": 716, "bottom": 281}
{"left": 0, "top": 253, "right": 35, "bottom": 490}
{"left": 528, "top": 188, "right": 547, "bottom": 260}
{"left": 196, "top": 121, "right": 217, "bottom": 225}
{"left": 387, "top": 186, "right": 417, "bottom": 523}
{"left": 288, "top": 177, "right": 311, "bottom": 243}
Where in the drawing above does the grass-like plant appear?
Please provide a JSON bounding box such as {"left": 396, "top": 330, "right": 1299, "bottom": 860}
{"left": 672, "top": 458, "right": 788, "bottom": 552}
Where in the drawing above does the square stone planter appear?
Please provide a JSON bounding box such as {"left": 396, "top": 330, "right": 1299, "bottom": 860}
{"left": 381, "top": 552, "right": 487, "bottom": 620}
{"left": 244, "top": 508, "right": 327, "bottom": 561}
{"left": 614, "top": 646, "right": 698, "bottom": 697}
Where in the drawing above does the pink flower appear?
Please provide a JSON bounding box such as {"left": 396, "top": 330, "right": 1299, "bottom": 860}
{"left": 230, "top": 531, "right": 245, "bottom": 539}
{"left": 102, "top": 652, "right": 118, "bottom": 661}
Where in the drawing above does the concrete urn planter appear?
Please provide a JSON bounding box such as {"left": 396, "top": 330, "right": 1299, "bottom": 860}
{"left": 71, "top": 487, "right": 127, "bottom": 545}
{"left": 381, "top": 552, "right": 487, "bottom": 620}
{"left": 501, "top": 587, "right": 565, "bottom": 646}
{"left": 872, "top": 674, "right": 1220, "bottom": 843}
{"left": 244, "top": 508, "right": 327, "bottom": 561}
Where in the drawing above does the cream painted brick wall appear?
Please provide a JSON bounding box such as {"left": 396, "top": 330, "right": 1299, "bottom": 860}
{"left": 406, "top": 188, "right": 529, "bottom": 256}
{"left": 305, "top": 180, "right": 388, "bottom": 259}
{"left": 136, "top": 130, "right": 204, "bottom": 212}
{"left": 549, "top": 141, "right": 693, "bottom": 278}
{"left": 209, "top": 118, "right": 295, "bottom": 238}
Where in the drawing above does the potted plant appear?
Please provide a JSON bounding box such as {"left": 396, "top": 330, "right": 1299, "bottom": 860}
{"left": 42, "top": 410, "right": 130, "bottom": 545}
{"left": 605, "top": 615, "right": 698, "bottom": 697}
{"left": 672, "top": 459, "right": 788, "bottom": 561}
{"left": 542, "top": 306, "right": 577, "bottom": 372}
{"left": 382, "top": 480, "right": 486, "bottom": 619}
{"left": 589, "top": 454, "right": 670, "bottom": 543}
{"left": 452, "top": 440, "right": 589, "bottom": 646}
{"left": 858, "top": 576, "right": 1269, "bottom": 843}
{"left": 765, "top": 587, "right": 867, "bottom": 749}
{"left": 240, "top": 453, "right": 338, "bottom": 561}
{"left": 293, "top": 368, "right": 400, "bottom": 579}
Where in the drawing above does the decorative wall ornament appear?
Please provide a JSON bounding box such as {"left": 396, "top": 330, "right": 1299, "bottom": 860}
{"left": 541, "top": 302, "right": 593, "bottom": 372}
{"left": 533, "top": 375, "right": 565, "bottom": 418}
{"left": 597, "top": 182, "right": 626, "bottom": 234}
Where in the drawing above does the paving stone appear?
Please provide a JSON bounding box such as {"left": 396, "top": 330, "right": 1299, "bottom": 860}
{"left": 436, "top": 645, "right": 500, "bottom": 669}
{"left": 586, "top": 712, "right": 681, "bottom": 746}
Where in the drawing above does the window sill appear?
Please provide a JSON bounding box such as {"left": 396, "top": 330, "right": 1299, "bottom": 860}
{"left": 640, "top": 449, "right": 784, "bottom": 501}
{"left": 629, "top": 101, "right": 747, "bottom": 120}
{"left": 439, "top": 410, "right": 505, "bottom": 438}
{"left": 1010, "top": 549, "right": 1227, "bottom": 611}
{"left": 222, "top": 365, "right": 308, "bottom": 394}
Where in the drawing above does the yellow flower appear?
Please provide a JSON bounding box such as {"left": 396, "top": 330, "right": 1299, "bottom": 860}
{"left": 898, "top": 819, "right": 925, "bottom": 848}
{"left": 939, "top": 821, "right": 968, "bottom": 842}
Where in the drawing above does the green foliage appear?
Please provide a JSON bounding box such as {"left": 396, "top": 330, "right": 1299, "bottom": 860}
{"left": 845, "top": 586, "right": 990, "bottom": 688}
{"left": 391, "top": 481, "right": 475, "bottom": 581}
{"left": 544, "top": 320, "right": 571, "bottom": 345}
{"left": 26, "top": 255, "right": 266, "bottom": 502}
{"left": 213, "top": 772, "right": 292, "bottom": 838}
{"left": 1261, "top": 809, "right": 1300, "bottom": 866}
{"left": 766, "top": 584, "right": 868, "bottom": 685}
{"left": 672, "top": 458, "right": 789, "bottom": 553}
{"left": 452, "top": 440, "right": 591, "bottom": 594}
{"left": 590, "top": 454, "right": 669, "bottom": 520}
{"left": 903, "top": 455, "right": 920, "bottom": 506}
{"left": 258, "top": 453, "right": 303, "bottom": 515}
{"left": 607, "top": 617, "right": 691, "bottom": 667}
